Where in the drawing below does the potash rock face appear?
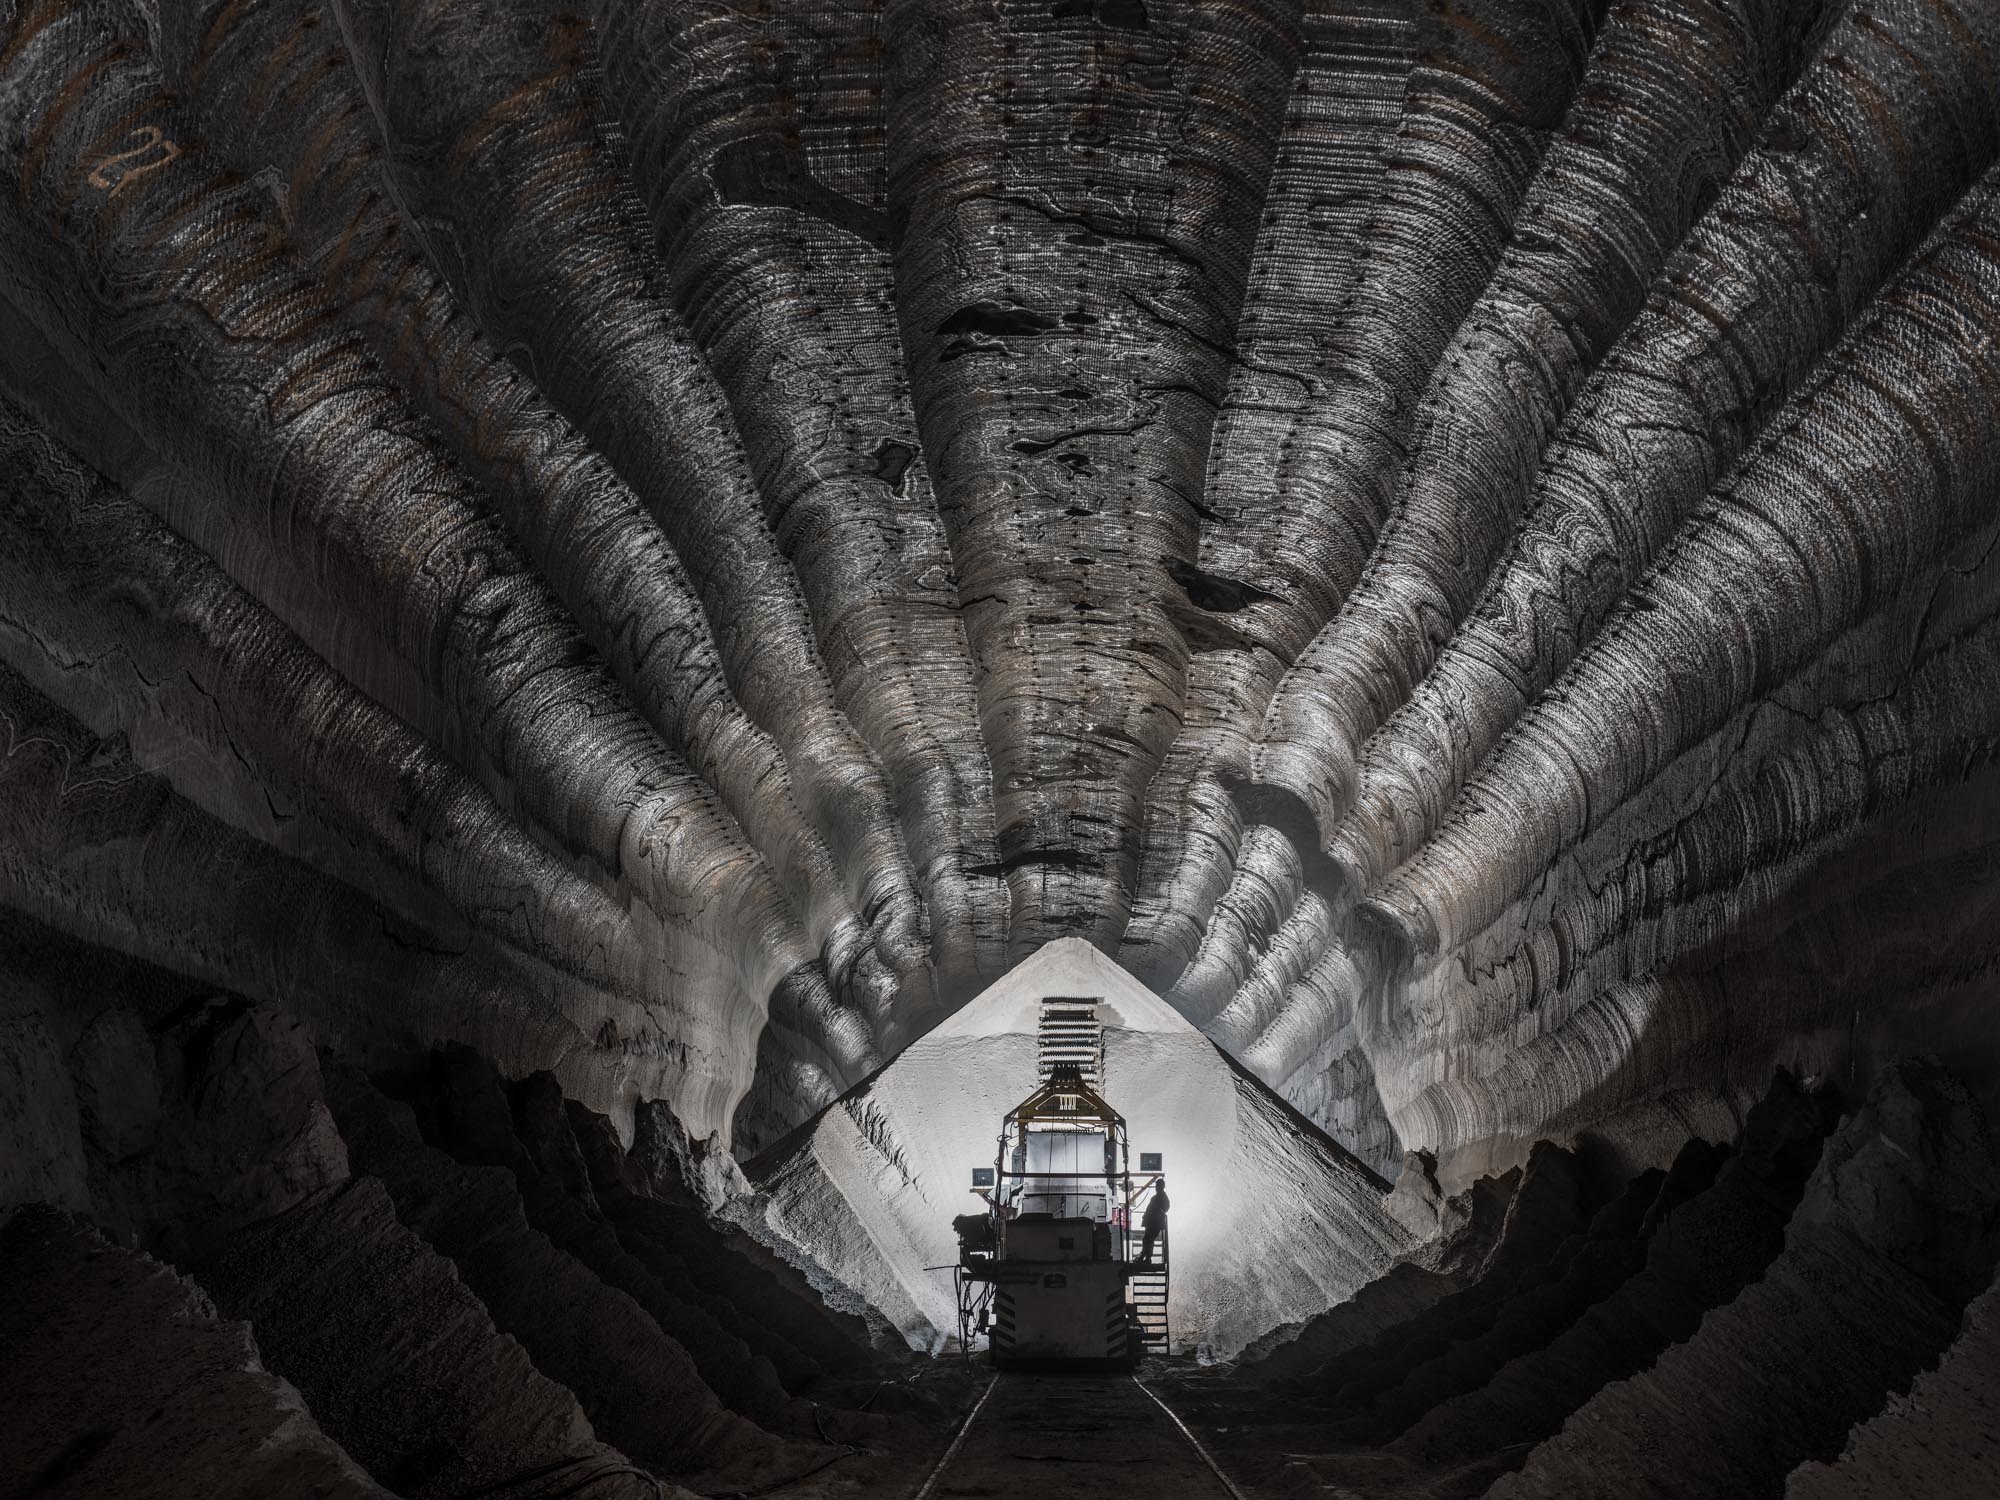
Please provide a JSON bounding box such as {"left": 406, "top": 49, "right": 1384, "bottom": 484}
{"left": 6, "top": 0, "right": 2000, "bottom": 1493}
{"left": 1, "top": 0, "right": 1999, "bottom": 1246}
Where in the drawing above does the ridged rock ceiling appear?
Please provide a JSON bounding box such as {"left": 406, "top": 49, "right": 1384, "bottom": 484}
{"left": 3, "top": 0, "right": 1998, "bottom": 1175}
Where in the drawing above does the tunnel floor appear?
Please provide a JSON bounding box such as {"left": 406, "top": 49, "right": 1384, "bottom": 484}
{"left": 916, "top": 1370, "right": 1240, "bottom": 1500}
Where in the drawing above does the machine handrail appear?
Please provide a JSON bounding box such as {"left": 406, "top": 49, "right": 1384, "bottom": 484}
{"left": 990, "top": 1168, "right": 1127, "bottom": 1178}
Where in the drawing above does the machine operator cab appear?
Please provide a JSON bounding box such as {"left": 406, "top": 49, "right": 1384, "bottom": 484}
{"left": 951, "top": 1061, "right": 1169, "bottom": 1365}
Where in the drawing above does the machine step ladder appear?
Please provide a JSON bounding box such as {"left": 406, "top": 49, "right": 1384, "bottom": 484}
{"left": 1129, "top": 1225, "right": 1169, "bottom": 1354}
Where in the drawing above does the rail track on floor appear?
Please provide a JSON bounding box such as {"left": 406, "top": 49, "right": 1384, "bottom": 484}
{"left": 911, "top": 1370, "right": 1247, "bottom": 1500}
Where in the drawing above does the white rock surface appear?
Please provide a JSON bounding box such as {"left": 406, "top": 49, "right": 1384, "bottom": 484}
{"left": 744, "top": 939, "right": 1415, "bottom": 1357}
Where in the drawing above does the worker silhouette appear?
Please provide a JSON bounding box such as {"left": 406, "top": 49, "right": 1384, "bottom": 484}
{"left": 1137, "top": 1179, "right": 1170, "bottom": 1265}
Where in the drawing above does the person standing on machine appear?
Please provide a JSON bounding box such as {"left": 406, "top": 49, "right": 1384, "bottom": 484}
{"left": 1137, "top": 1179, "right": 1170, "bottom": 1265}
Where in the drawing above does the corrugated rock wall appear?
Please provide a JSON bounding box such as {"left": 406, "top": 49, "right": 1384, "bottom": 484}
{"left": 1164, "top": 1061, "right": 2000, "bottom": 1499}
{"left": 0, "top": 950, "right": 953, "bottom": 1497}
{"left": 2, "top": 4, "right": 2000, "bottom": 1466}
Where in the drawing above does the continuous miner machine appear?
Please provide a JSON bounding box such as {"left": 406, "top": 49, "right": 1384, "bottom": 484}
{"left": 951, "top": 999, "right": 1169, "bottom": 1365}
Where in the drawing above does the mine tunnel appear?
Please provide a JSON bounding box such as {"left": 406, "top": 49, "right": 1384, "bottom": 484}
{"left": 3, "top": 0, "right": 2000, "bottom": 1495}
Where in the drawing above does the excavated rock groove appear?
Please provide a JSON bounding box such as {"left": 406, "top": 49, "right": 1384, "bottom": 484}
{"left": 1147, "top": 1076, "right": 1834, "bottom": 1498}
{"left": 1365, "top": 164, "right": 2000, "bottom": 976}
{"left": 567, "top": 1113, "right": 827, "bottom": 1392}
{"left": 0, "top": 650, "right": 650, "bottom": 1127}
{"left": 82, "top": 997, "right": 350, "bottom": 1266}
{"left": 322, "top": 1067, "right": 824, "bottom": 1492}
{"left": 0, "top": 1001, "right": 87, "bottom": 1214}
{"left": 1332, "top": 0, "right": 2000, "bottom": 899}
{"left": 1786, "top": 1280, "right": 2000, "bottom": 1500}
{"left": 572, "top": 1100, "right": 902, "bottom": 1384}
{"left": 0, "top": 0, "right": 855, "bottom": 1137}
{"left": 1278, "top": 1142, "right": 1595, "bottom": 1398}
{"left": 395, "top": 1049, "right": 815, "bottom": 1432}
{"left": 0, "top": 1205, "right": 387, "bottom": 1500}
{"left": 1491, "top": 1060, "right": 2000, "bottom": 1498}
{"left": 588, "top": 0, "right": 1008, "bottom": 1000}
{"left": 1254, "top": 0, "right": 1840, "bottom": 838}
{"left": 1232, "top": 1165, "right": 1520, "bottom": 1381}
{"left": 192, "top": 1178, "right": 666, "bottom": 1499}
{"left": 1318, "top": 1162, "right": 1680, "bottom": 1444}
{"left": 1386, "top": 1074, "right": 1835, "bottom": 1471}
{"left": 0, "top": 396, "right": 643, "bottom": 1013}
{"left": 157, "top": 0, "right": 906, "bottom": 1026}
{"left": 333, "top": 0, "right": 927, "bottom": 1021}
{"left": 1117, "top": 0, "right": 1419, "bottom": 984}
{"left": 884, "top": 0, "right": 1305, "bottom": 950}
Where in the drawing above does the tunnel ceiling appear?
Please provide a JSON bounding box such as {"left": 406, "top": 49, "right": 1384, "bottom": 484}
{"left": 3, "top": 0, "right": 2000, "bottom": 1173}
